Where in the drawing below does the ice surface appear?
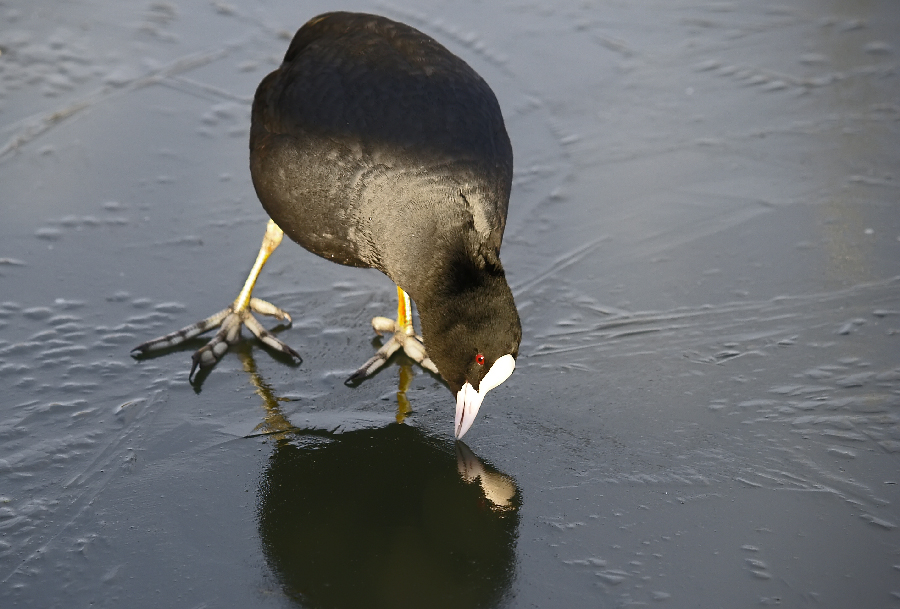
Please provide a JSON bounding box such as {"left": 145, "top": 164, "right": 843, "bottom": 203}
{"left": 1, "top": 0, "right": 898, "bottom": 607}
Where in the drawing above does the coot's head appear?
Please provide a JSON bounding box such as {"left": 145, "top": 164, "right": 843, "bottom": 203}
{"left": 418, "top": 260, "right": 521, "bottom": 439}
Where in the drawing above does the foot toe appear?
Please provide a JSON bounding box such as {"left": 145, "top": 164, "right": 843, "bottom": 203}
{"left": 244, "top": 313, "right": 302, "bottom": 361}
{"left": 250, "top": 298, "right": 292, "bottom": 324}
{"left": 371, "top": 316, "right": 397, "bottom": 335}
{"left": 190, "top": 330, "right": 231, "bottom": 380}
{"left": 131, "top": 307, "right": 232, "bottom": 355}
{"left": 420, "top": 356, "right": 439, "bottom": 375}
{"left": 398, "top": 333, "right": 428, "bottom": 363}
{"left": 346, "top": 336, "right": 402, "bottom": 383}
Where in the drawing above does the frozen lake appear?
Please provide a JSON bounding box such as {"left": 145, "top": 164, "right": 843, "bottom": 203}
{"left": 1, "top": 0, "right": 899, "bottom": 606}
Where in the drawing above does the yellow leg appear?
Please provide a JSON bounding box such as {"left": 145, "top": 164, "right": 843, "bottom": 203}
{"left": 396, "top": 286, "right": 414, "bottom": 336}
{"left": 234, "top": 219, "right": 284, "bottom": 311}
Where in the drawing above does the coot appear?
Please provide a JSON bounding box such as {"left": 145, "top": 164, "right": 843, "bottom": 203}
{"left": 133, "top": 12, "right": 521, "bottom": 439}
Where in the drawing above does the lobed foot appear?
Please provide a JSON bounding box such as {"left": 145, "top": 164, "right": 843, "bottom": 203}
{"left": 131, "top": 297, "right": 300, "bottom": 380}
{"left": 346, "top": 316, "right": 438, "bottom": 383}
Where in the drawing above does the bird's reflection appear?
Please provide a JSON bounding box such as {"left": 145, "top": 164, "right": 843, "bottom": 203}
{"left": 237, "top": 348, "right": 521, "bottom": 609}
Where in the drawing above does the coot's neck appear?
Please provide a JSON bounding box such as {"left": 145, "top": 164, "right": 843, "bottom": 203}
{"left": 402, "top": 222, "right": 505, "bottom": 323}
{"left": 411, "top": 236, "right": 521, "bottom": 377}
{"left": 362, "top": 175, "right": 516, "bottom": 351}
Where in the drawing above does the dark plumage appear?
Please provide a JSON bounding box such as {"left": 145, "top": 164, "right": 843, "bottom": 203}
{"left": 133, "top": 12, "right": 521, "bottom": 438}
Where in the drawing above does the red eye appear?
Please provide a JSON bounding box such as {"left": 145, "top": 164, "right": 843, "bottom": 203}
{"left": 475, "top": 353, "right": 485, "bottom": 366}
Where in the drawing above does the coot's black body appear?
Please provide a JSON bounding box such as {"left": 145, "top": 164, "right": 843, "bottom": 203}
{"left": 133, "top": 12, "right": 520, "bottom": 439}
{"left": 250, "top": 12, "right": 520, "bottom": 397}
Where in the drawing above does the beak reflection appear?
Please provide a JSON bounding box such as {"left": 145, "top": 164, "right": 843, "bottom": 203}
{"left": 456, "top": 440, "right": 517, "bottom": 511}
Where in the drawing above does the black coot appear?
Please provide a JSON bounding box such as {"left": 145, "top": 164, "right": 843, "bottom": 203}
{"left": 133, "top": 12, "right": 521, "bottom": 439}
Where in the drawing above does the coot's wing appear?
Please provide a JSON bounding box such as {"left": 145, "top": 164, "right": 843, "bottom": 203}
{"left": 251, "top": 12, "right": 513, "bottom": 252}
